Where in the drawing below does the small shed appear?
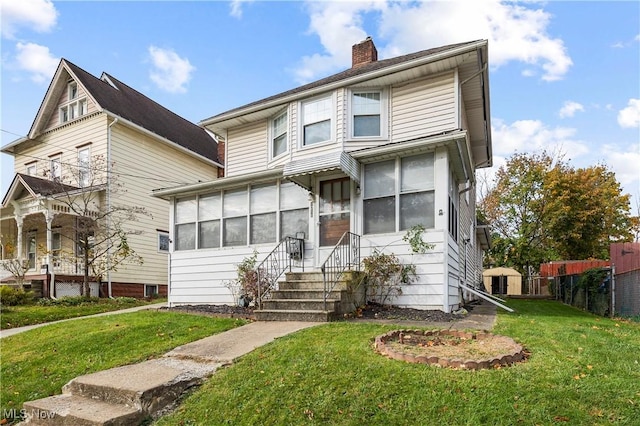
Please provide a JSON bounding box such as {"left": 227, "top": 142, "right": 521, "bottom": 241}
{"left": 483, "top": 267, "right": 522, "bottom": 295}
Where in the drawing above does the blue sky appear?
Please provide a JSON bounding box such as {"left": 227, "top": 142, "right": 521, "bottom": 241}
{"left": 1, "top": 0, "right": 639, "bottom": 210}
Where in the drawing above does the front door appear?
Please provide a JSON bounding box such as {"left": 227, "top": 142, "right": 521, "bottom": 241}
{"left": 318, "top": 177, "right": 351, "bottom": 247}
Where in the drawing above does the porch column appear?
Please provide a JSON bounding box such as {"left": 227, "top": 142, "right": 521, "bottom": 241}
{"left": 43, "top": 207, "right": 56, "bottom": 299}
{"left": 10, "top": 201, "right": 23, "bottom": 260}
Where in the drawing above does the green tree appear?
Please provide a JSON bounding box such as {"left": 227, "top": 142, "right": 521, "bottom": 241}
{"left": 479, "top": 152, "right": 636, "bottom": 278}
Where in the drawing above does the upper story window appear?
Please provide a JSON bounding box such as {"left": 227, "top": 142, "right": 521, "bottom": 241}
{"left": 59, "top": 82, "right": 87, "bottom": 124}
{"left": 301, "top": 95, "right": 333, "bottom": 146}
{"left": 271, "top": 111, "right": 288, "bottom": 158}
{"left": 49, "top": 154, "right": 62, "bottom": 181}
{"left": 352, "top": 91, "right": 381, "bottom": 137}
{"left": 77, "top": 145, "right": 91, "bottom": 187}
{"left": 25, "top": 162, "right": 37, "bottom": 176}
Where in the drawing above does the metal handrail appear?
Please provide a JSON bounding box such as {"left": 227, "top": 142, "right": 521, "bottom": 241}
{"left": 256, "top": 236, "right": 305, "bottom": 309}
{"left": 321, "top": 232, "right": 360, "bottom": 311}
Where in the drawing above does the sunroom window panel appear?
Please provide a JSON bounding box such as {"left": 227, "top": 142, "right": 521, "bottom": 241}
{"left": 401, "top": 154, "right": 434, "bottom": 192}
{"left": 364, "top": 160, "right": 395, "bottom": 198}
{"left": 175, "top": 198, "right": 197, "bottom": 224}
{"left": 363, "top": 197, "right": 395, "bottom": 234}
{"left": 199, "top": 193, "right": 221, "bottom": 221}
{"left": 223, "top": 189, "right": 247, "bottom": 217}
{"left": 250, "top": 185, "right": 276, "bottom": 214}
{"left": 280, "top": 208, "right": 309, "bottom": 239}
{"left": 250, "top": 213, "right": 276, "bottom": 244}
{"left": 400, "top": 191, "right": 435, "bottom": 230}
{"left": 223, "top": 217, "right": 247, "bottom": 247}
{"left": 175, "top": 223, "right": 195, "bottom": 250}
{"left": 199, "top": 220, "right": 220, "bottom": 249}
{"left": 280, "top": 183, "right": 308, "bottom": 210}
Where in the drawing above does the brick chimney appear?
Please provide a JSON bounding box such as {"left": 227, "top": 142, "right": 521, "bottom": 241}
{"left": 352, "top": 36, "right": 378, "bottom": 68}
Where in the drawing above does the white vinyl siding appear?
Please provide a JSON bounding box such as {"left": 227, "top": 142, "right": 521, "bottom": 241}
{"left": 391, "top": 72, "right": 456, "bottom": 142}
{"left": 226, "top": 121, "right": 268, "bottom": 177}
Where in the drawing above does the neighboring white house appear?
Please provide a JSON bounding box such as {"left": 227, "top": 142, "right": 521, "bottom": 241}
{"left": 1, "top": 59, "right": 221, "bottom": 298}
{"left": 154, "top": 38, "right": 493, "bottom": 312}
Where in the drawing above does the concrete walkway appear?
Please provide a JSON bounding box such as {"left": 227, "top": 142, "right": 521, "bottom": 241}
{"left": 0, "top": 302, "right": 167, "bottom": 339}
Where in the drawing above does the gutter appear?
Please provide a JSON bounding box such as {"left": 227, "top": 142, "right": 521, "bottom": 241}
{"left": 200, "top": 40, "right": 488, "bottom": 127}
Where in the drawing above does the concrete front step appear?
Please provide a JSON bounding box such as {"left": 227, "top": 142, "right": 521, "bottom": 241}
{"left": 261, "top": 298, "right": 339, "bottom": 311}
{"left": 271, "top": 289, "right": 343, "bottom": 300}
{"left": 254, "top": 309, "right": 335, "bottom": 322}
{"left": 21, "top": 394, "right": 143, "bottom": 426}
{"left": 19, "top": 358, "right": 221, "bottom": 425}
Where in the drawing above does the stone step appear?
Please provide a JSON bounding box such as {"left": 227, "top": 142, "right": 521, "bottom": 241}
{"left": 254, "top": 309, "right": 335, "bottom": 322}
{"left": 271, "top": 289, "right": 342, "bottom": 300}
{"left": 261, "top": 298, "right": 339, "bottom": 311}
{"left": 21, "top": 394, "right": 143, "bottom": 426}
{"left": 284, "top": 271, "right": 324, "bottom": 281}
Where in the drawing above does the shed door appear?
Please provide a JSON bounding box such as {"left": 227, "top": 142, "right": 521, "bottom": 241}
{"left": 319, "top": 178, "right": 350, "bottom": 247}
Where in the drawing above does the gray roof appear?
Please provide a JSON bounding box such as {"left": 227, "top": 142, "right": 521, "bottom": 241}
{"left": 202, "top": 40, "right": 480, "bottom": 123}
{"left": 63, "top": 60, "right": 219, "bottom": 164}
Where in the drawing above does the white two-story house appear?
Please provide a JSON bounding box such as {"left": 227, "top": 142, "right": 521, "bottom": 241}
{"left": 154, "top": 38, "right": 492, "bottom": 313}
{"left": 1, "top": 59, "right": 221, "bottom": 298}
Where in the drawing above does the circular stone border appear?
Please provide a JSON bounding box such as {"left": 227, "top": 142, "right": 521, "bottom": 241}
{"left": 374, "top": 329, "right": 527, "bottom": 370}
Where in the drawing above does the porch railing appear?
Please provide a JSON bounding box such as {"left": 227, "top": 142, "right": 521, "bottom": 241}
{"left": 256, "top": 236, "right": 305, "bottom": 309}
{"left": 321, "top": 232, "right": 361, "bottom": 311}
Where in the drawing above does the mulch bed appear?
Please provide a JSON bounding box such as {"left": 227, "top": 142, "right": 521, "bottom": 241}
{"left": 161, "top": 301, "right": 467, "bottom": 323}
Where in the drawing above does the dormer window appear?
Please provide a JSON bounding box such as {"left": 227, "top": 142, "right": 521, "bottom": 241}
{"left": 271, "top": 111, "right": 288, "bottom": 158}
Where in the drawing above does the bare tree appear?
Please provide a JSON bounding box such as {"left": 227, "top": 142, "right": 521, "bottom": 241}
{"left": 45, "top": 155, "right": 149, "bottom": 297}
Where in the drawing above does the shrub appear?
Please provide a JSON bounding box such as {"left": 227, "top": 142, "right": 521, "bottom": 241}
{"left": 37, "top": 296, "right": 100, "bottom": 307}
{"left": 0, "top": 286, "right": 35, "bottom": 306}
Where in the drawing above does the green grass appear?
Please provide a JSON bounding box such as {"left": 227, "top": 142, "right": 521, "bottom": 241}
{"left": 0, "top": 297, "right": 166, "bottom": 329}
{"left": 0, "top": 311, "right": 247, "bottom": 418}
{"left": 156, "top": 299, "right": 640, "bottom": 426}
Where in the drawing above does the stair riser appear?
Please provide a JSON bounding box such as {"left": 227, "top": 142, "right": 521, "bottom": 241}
{"left": 22, "top": 396, "right": 144, "bottom": 426}
{"left": 271, "top": 290, "right": 342, "bottom": 299}
{"left": 254, "top": 311, "right": 334, "bottom": 322}
{"left": 261, "top": 300, "right": 338, "bottom": 311}
{"left": 279, "top": 281, "right": 351, "bottom": 291}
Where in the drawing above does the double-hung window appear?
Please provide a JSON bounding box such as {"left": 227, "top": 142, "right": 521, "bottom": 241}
{"left": 363, "top": 153, "right": 435, "bottom": 234}
{"left": 50, "top": 154, "right": 62, "bottom": 181}
{"left": 302, "top": 95, "right": 332, "bottom": 146}
{"left": 198, "top": 193, "right": 221, "bottom": 248}
{"left": 175, "top": 197, "right": 196, "bottom": 250}
{"left": 223, "top": 188, "right": 248, "bottom": 247}
{"left": 77, "top": 146, "right": 91, "bottom": 187}
{"left": 25, "top": 162, "right": 37, "bottom": 176}
{"left": 250, "top": 185, "right": 277, "bottom": 244}
{"left": 352, "top": 91, "right": 381, "bottom": 137}
{"left": 271, "top": 111, "right": 288, "bottom": 158}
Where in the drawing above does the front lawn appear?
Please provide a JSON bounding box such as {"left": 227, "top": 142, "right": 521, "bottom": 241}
{"left": 156, "top": 299, "right": 640, "bottom": 425}
{"left": 0, "top": 297, "right": 166, "bottom": 329}
{"left": 0, "top": 311, "right": 247, "bottom": 421}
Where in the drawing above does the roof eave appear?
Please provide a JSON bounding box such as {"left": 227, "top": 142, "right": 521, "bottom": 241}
{"left": 200, "top": 40, "right": 488, "bottom": 130}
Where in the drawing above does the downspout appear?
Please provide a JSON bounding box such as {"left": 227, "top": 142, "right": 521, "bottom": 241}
{"left": 107, "top": 117, "right": 118, "bottom": 298}
{"left": 610, "top": 264, "right": 615, "bottom": 318}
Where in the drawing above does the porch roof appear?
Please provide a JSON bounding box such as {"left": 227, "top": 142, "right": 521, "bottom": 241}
{"left": 283, "top": 151, "right": 360, "bottom": 191}
{"left": 1, "top": 174, "right": 79, "bottom": 207}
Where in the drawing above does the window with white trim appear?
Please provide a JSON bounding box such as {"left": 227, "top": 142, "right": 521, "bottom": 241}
{"left": 352, "top": 91, "right": 381, "bottom": 137}
{"left": 52, "top": 231, "right": 62, "bottom": 266}
{"left": 279, "top": 182, "right": 309, "bottom": 239}
{"left": 198, "top": 193, "right": 221, "bottom": 249}
{"left": 25, "top": 162, "right": 37, "bottom": 176}
{"left": 78, "top": 146, "right": 91, "bottom": 187}
{"left": 250, "top": 184, "right": 276, "bottom": 244}
{"left": 271, "top": 111, "right": 288, "bottom": 158}
{"left": 175, "top": 197, "right": 196, "bottom": 250}
{"left": 363, "top": 153, "right": 435, "bottom": 234}
{"left": 50, "top": 155, "right": 62, "bottom": 181}
{"left": 301, "top": 95, "right": 332, "bottom": 146}
{"left": 145, "top": 284, "right": 159, "bottom": 297}
{"left": 223, "top": 188, "right": 248, "bottom": 247}
{"left": 59, "top": 81, "right": 87, "bottom": 124}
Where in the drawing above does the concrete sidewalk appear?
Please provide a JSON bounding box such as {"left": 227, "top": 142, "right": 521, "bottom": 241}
{"left": 0, "top": 302, "right": 166, "bottom": 339}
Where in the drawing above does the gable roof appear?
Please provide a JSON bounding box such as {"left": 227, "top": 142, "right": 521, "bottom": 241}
{"left": 1, "top": 173, "right": 79, "bottom": 207}
{"left": 3, "top": 60, "right": 220, "bottom": 165}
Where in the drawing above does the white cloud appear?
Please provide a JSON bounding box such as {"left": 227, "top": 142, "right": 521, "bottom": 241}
{"left": 491, "top": 118, "right": 589, "bottom": 160}
{"left": 229, "top": 0, "right": 253, "bottom": 19}
{"left": 0, "top": 0, "right": 58, "bottom": 39}
{"left": 601, "top": 143, "right": 640, "bottom": 188}
{"left": 148, "top": 46, "right": 195, "bottom": 94}
{"left": 617, "top": 98, "right": 640, "bottom": 128}
{"left": 294, "top": 0, "right": 572, "bottom": 83}
{"left": 558, "top": 101, "right": 585, "bottom": 118}
{"left": 15, "top": 42, "right": 58, "bottom": 83}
